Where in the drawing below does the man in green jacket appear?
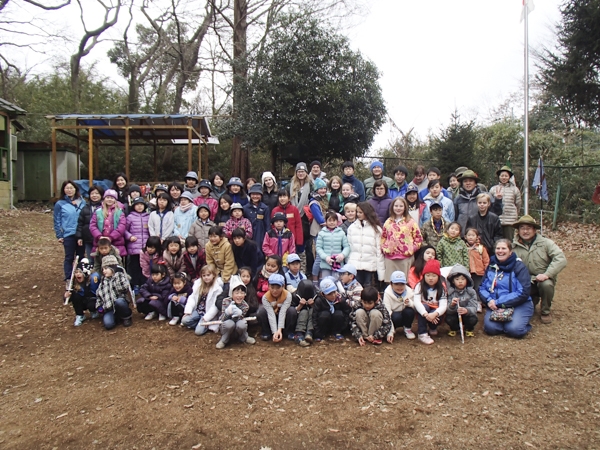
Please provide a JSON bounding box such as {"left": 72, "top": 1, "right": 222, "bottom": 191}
{"left": 512, "top": 215, "right": 567, "bottom": 324}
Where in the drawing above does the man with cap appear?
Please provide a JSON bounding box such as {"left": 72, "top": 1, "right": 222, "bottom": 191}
{"left": 312, "top": 277, "right": 352, "bottom": 341}
{"left": 364, "top": 160, "right": 394, "bottom": 200}
{"left": 183, "top": 171, "right": 200, "bottom": 199}
{"left": 308, "top": 160, "right": 328, "bottom": 184}
{"left": 193, "top": 179, "right": 218, "bottom": 220}
{"left": 341, "top": 161, "right": 366, "bottom": 202}
{"left": 95, "top": 254, "right": 133, "bottom": 330}
{"left": 257, "top": 273, "right": 296, "bottom": 342}
{"left": 512, "top": 215, "right": 567, "bottom": 324}
{"left": 244, "top": 183, "right": 271, "bottom": 251}
{"left": 453, "top": 169, "right": 499, "bottom": 236}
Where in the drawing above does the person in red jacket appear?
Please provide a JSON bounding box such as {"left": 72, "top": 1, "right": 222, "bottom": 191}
{"left": 262, "top": 212, "right": 296, "bottom": 265}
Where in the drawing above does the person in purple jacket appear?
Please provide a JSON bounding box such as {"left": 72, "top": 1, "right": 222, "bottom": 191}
{"left": 125, "top": 197, "right": 150, "bottom": 291}
{"left": 137, "top": 263, "right": 172, "bottom": 321}
{"left": 368, "top": 180, "right": 393, "bottom": 226}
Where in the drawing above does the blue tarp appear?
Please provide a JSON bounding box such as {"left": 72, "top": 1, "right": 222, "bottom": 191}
{"left": 73, "top": 179, "right": 113, "bottom": 198}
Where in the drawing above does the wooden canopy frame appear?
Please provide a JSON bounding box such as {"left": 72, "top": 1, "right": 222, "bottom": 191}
{"left": 47, "top": 114, "right": 214, "bottom": 197}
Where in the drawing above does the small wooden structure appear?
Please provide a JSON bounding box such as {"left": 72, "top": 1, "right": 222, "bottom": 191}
{"left": 47, "top": 114, "right": 216, "bottom": 198}
{"left": 0, "top": 98, "right": 25, "bottom": 209}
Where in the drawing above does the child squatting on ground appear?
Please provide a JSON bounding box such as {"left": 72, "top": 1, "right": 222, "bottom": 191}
{"left": 216, "top": 275, "right": 256, "bottom": 349}
{"left": 445, "top": 264, "right": 479, "bottom": 337}
{"left": 95, "top": 255, "right": 134, "bottom": 330}
{"left": 350, "top": 286, "right": 393, "bottom": 346}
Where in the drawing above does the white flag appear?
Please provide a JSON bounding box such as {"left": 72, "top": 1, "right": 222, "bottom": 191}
{"left": 520, "top": 0, "right": 535, "bottom": 22}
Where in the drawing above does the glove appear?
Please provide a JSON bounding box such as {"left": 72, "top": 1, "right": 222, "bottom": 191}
{"left": 225, "top": 304, "right": 234, "bottom": 315}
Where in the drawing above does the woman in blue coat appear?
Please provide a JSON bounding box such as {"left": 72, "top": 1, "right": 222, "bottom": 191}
{"left": 479, "top": 238, "right": 533, "bottom": 338}
{"left": 54, "top": 180, "right": 86, "bottom": 281}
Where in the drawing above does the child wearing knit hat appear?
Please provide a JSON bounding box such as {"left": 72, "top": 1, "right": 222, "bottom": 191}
{"left": 413, "top": 259, "right": 448, "bottom": 345}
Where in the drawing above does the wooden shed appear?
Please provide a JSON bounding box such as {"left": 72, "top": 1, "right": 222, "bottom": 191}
{"left": 0, "top": 98, "right": 25, "bottom": 209}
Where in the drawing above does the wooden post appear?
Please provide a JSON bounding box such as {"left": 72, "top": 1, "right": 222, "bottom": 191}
{"left": 125, "top": 117, "right": 130, "bottom": 181}
{"left": 187, "top": 118, "right": 192, "bottom": 171}
{"left": 51, "top": 119, "right": 57, "bottom": 198}
{"left": 88, "top": 128, "right": 94, "bottom": 187}
{"left": 153, "top": 140, "right": 158, "bottom": 182}
{"left": 76, "top": 122, "right": 81, "bottom": 180}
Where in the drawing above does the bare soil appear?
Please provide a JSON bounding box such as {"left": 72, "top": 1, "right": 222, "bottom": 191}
{"left": 0, "top": 211, "right": 599, "bottom": 450}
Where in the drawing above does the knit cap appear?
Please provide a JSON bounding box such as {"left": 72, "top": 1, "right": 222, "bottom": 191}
{"left": 422, "top": 259, "right": 441, "bottom": 277}
{"left": 369, "top": 160, "right": 383, "bottom": 171}
{"left": 102, "top": 255, "right": 119, "bottom": 268}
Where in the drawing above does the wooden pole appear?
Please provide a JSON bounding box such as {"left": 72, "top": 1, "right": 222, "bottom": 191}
{"left": 51, "top": 119, "right": 57, "bottom": 198}
{"left": 187, "top": 118, "right": 192, "bottom": 171}
{"left": 88, "top": 128, "right": 94, "bottom": 187}
{"left": 153, "top": 140, "right": 158, "bottom": 182}
{"left": 125, "top": 117, "right": 130, "bottom": 181}
{"left": 76, "top": 123, "right": 81, "bottom": 180}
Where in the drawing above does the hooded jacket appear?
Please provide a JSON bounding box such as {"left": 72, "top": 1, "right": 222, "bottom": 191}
{"left": 437, "top": 235, "right": 469, "bottom": 268}
{"left": 188, "top": 217, "right": 216, "bottom": 250}
{"left": 446, "top": 264, "right": 478, "bottom": 316}
{"left": 368, "top": 194, "right": 393, "bottom": 225}
{"left": 262, "top": 227, "right": 296, "bottom": 262}
{"left": 220, "top": 278, "right": 250, "bottom": 322}
{"left": 350, "top": 301, "right": 392, "bottom": 340}
{"left": 316, "top": 227, "right": 350, "bottom": 270}
{"left": 90, "top": 206, "right": 127, "bottom": 255}
{"left": 193, "top": 196, "right": 218, "bottom": 220}
{"left": 479, "top": 253, "right": 531, "bottom": 309}
{"left": 173, "top": 204, "right": 199, "bottom": 240}
{"left": 420, "top": 193, "right": 455, "bottom": 226}
{"left": 185, "top": 277, "right": 224, "bottom": 332}
{"left": 205, "top": 237, "right": 237, "bottom": 283}
{"left": 346, "top": 220, "right": 385, "bottom": 280}
{"left": 139, "top": 275, "right": 172, "bottom": 316}
{"left": 271, "top": 203, "right": 304, "bottom": 246}
{"left": 125, "top": 211, "right": 150, "bottom": 256}
{"left": 54, "top": 195, "right": 86, "bottom": 240}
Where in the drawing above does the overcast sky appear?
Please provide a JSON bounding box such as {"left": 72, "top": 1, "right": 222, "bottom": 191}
{"left": 347, "top": 0, "right": 563, "bottom": 150}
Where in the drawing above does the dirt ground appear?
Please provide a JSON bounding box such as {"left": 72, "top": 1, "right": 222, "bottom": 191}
{"left": 0, "top": 211, "right": 599, "bottom": 450}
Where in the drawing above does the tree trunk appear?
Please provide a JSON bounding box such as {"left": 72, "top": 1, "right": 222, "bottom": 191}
{"left": 231, "top": 0, "right": 248, "bottom": 179}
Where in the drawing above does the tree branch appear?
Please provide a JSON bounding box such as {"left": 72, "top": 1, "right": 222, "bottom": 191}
{"left": 22, "top": 0, "right": 71, "bottom": 10}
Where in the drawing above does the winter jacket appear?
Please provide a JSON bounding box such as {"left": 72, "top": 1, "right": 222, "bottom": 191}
{"left": 389, "top": 181, "right": 408, "bottom": 199}
{"left": 215, "top": 210, "right": 231, "bottom": 227}
{"left": 232, "top": 239, "right": 262, "bottom": 276}
{"left": 90, "top": 206, "right": 127, "bottom": 255}
{"left": 364, "top": 175, "right": 394, "bottom": 200}
{"left": 383, "top": 284, "right": 414, "bottom": 313}
{"left": 468, "top": 244, "right": 490, "bottom": 276}
{"left": 139, "top": 276, "right": 172, "bottom": 315}
{"left": 162, "top": 250, "right": 184, "bottom": 278}
{"left": 418, "top": 186, "right": 452, "bottom": 201}
{"left": 205, "top": 237, "right": 237, "bottom": 283}
{"left": 312, "top": 291, "right": 351, "bottom": 337}
{"left": 220, "top": 297, "right": 250, "bottom": 322}
{"left": 96, "top": 271, "right": 130, "bottom": 312}
{"left": 182, "top": 250, "right": 206, "bottom": 281}
{"left": 437, "top": 235, "right": 469, "bottom": 268}
{"left": 223, "top": 217, "right": 253, "bottom": 240}
{"left": 316, "top": 227, "right": 350, "bottom": 270}
{"left": 148, "top": 210, "right": 174, "bottom": 240}
{"left": 380, "top": 217, "right": 422, "bottom": 260}
{"left": 75, "top": 200, "right": 102, "bottom": 244}
{"left": 285, "top": 270, "right": 308, "bottom": 292}
{"left": 54, "top": 196, "right": 86, "bottom": 239}
{"left": 420, "top": 193, "right": 455, "bottom": 226}
{"left": 193, "top": 196, "right": 218, "bottom": 220}
{"left": 513, "top": 234, "right": 567, "bottom": 282}
{"left": 420, "top": 218, "right": 449, "bottom": 249}
{"left": 210, "top": 186, "right": 226, "bottom": 200}
{"left": 446, "top": 264, "right": 479, "bottom": 317}
{"left": 479, "top": 253, "right": 531, "bottom": 309}
{"left": 184, "top": 185, "right": 201, "bottom": 199}
{"left": 227, "top": 191, "right": 248, "bottom": 206}
{"left": 188, "top": 218, "right": 215, "bottom": 250}
{"left": 262, "top": 289, "right": 292, "bottom": 334}
{"left": 254, "top": 271, "right": 271, "bottom": 301}
{"left": 262, "top": 228, "right": 296, "bottom": 262}
{"left": 368, "top": 195, "right": 393, "bottom": 225}
{"left": 173, "top": 205, "right": 198, "bottom": 240}
{"left": 140, "top": 250, "right": 162, "bottom": 279}
{"left": 167, "top": 283, "right": 194, "bottom": 317}
{"left": 262, "top": 188, "right": 279, "bottom": 212}
{"left": 339, "top": 219, "right": 357, "bottom": 235}
{"left": 271, "top": 203, "right": 303, "bottom": 246}
{"left": 489, "top": 182, "right": 522, "bottom": 226}
{"left": 335, "top": 278, "right": 363, "bottom": 309}
{"left": 342, "top": 174, "right": 365, "bottom": 202}
{"left": 413, "top": 280, "right": 448, "bottom": 317}
{"left": 92, "top": 246, "right": 123, "bottom": 274}
{"left": 309, "top": 195, "right": 327, "bottom": 236}
{"left": 350, "top": 301, "right": 392, "bottom": 340}
{"left": 185, "top": 277, "right": 224, "bottom": 332}
{"left": 346, "top": 220, "right": 385, "bottom": 281}
{"left": 465, "top": 211, "right": 503, "bottom": 255}
{"left": 125, "top": 211, "right": 150, "bottom": 256}
{"left": 244, "top": 201, "right": 270, "bottom": 250}
{"left": 454, "top": 187, "right": 502, "bottom": 236}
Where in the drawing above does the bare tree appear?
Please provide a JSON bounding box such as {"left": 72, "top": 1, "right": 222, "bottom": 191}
{"left": 70, "top": 0, "right": 121, "bottom": 108}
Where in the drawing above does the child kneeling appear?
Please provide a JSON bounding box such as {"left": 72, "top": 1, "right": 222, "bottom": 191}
{"left": 95, "top": 255, "right": 133, "bottom": 330}
{"left": 216, "top": 275, "right": 256, "bottom": 349}
{"left": 445, "top": 264, "right": 478, "bottom": 337}
{"left": 350, "top": 286, "right": 393, "bottom": 345}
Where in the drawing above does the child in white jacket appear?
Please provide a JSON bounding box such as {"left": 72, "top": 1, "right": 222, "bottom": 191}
{"left": 181, "top": 264, "right": 223, "bottom": 335}
{"left": 383, "top": 271, "right": 416, "bottom": 340}
{"left": 346, "top": 202, "right": 385, "bottom": 286}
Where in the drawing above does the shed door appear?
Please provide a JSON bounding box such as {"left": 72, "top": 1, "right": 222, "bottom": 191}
{"left": 25, "top": 152, "right": 51, "bottom": 201}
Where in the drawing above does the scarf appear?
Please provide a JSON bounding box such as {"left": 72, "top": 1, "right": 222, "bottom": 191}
{"left": 261, "top": 265, "right": 274, "bottom": 280}
{"left": 180, "top": 202, "right": 193, "bottom": 213}
{"left": 292, "top": 181, "right": 311, "bottom": 216}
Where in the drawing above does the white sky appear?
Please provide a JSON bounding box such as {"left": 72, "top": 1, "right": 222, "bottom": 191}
{"left": 347, "top": 0, "right": 563, "bottom": 150}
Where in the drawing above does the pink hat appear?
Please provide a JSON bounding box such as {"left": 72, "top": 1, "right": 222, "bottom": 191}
{"left": 104, "top": 189, "right": 118, "bottom": 200}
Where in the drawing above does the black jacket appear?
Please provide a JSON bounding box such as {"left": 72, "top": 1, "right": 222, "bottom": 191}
{"left": 465, "top": 211, "right": 503, "bottom": 255}
{"left": 75, "top": 201, "right": 102, "bottom": 244}
{"left": 232, "top": 239, "right": 263, "bottom": 276}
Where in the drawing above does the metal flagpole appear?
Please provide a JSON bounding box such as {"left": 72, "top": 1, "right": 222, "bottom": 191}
{"left": 523, "top": 0, "right": 530, "bottom": 215}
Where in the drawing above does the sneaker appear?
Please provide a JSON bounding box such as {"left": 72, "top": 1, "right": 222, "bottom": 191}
{"left": 314, "top": 337, "right": 322, "bottom": 343}
{"left": 216, "top": 341, "right": 226, "bottom": 349}
{"left": 261, "top": 334, "right": 271, "bottom": 341}
{"left": 294, "top": 332, "right": 305, "bottom": 343}
{"left": 447, "top": 330, "right": 457, "bottom": 337}
{"left": 169, "top": 317, "right": 180, "bottom": 326}
{"left": 287, "top": 332, "right": 296, "bottom": 341}
{"left": 245, "top": 337, "right": 256, "bottom": 345}
{"left": 428, "top": 328, "right": 438, "bottom": 336}
{"left": 465, "top": 330, "right": 475, "bottom": 337}
{"left": 418, "top": 333, "right": 434, "bottom": 345}
{"left": 334, "top": 334, "right": 344, "bottom": 341}
{"left": 90, "top": 311, "right": 100, "bottom": 320}
{"left": 158, "top": 314, "right": 167, "bottom": 321}
{"left": 298, "top": 339, "right": 310, "bottom": 347}
{"left": 404, "top": 327, "right": 416, "bottom": 340}
{"left": 540, "top": 313, "right": 553, "bottom": 324}
{"left": 144, "top": 312, "right": 156, "bottom": 321}
{"left": 133, "top": 285, "right": 140, "bottom": 296}
{"left": 74, "top": 315, "right": 86, "bottom": 327}
{"left": 372, "top": 339, "right": 382, "bottom": 345}
{"left": 476, "top": 303, "right": 483, "bottom": 313}
{"left": 304, "top": 332, "right": 313, "bottom": 343}
{"left": 123, "top": 318, "right": 132, "bottom": 327}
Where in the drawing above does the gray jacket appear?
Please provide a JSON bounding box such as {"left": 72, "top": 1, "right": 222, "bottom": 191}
{"left": 446, "top": 264, "right": 478, "bottom": 316}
